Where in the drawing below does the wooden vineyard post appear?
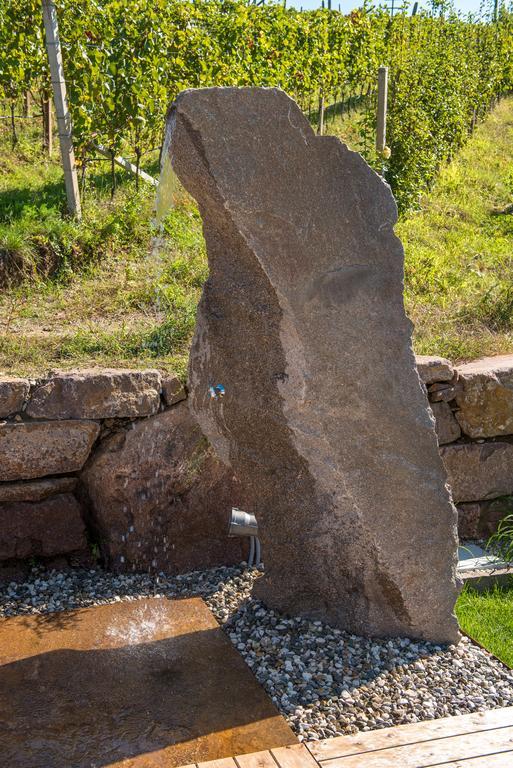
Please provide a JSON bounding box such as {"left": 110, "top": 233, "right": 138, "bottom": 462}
{"left": 42, "top": 0, "right": 81, "bottom": 219}
{"left": 376, "top": 65, "right": 388, "bottom": 154}
{"left": 317, "top": 92, "right": 325, "bottom": 136}
{"left": 23, "top": 91, "right": 31, "bottom": 118}
{"left": 10, "top": 102, "right": 18, "bottom": 147}
{"left": 42, "top": 97, "right": 52, "bottom": 155}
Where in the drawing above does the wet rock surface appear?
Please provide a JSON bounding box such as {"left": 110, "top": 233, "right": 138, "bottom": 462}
{"left": 1, "top": 565, "right": 512, "bottom": 742}
{"left": 26, "top": 368, "right": 162, "bottom": 420}
{"left": 167, "top": 86, "right": 459, "bottom": 642}
{"left": 81, "top": 402, "right": 244, "bottom": 573}
{"left": 0, "top": 596, "right": 295, "bottom": 768}
{"left": 0, "top": 477, "right": 77, "bottom": 502}
{"left": 0, "top": 421, "right": 100, "bottom": 481}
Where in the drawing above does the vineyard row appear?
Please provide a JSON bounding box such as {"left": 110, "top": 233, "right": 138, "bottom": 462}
{"left": 1, "top": 1, "right": 513, "bottom": 210}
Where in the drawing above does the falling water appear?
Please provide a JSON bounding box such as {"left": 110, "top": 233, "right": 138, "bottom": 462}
{"left": 154, "top": 147, "right": 181, "bottom": 227}
{"left": 149, "top": 128, "right": 182, "bottom": 312}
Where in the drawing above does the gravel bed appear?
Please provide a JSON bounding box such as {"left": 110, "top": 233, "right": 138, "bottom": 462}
{"left": 2, "top": 563, "right": 513, "bottom": 740}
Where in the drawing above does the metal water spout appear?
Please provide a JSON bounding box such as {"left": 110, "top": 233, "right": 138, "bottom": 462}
{"left": 228, "top": 508, "right": 261, "bottom": 568}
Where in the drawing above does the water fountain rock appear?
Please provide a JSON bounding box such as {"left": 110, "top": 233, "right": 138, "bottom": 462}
{"left": 81, "top": 402, "right": 244, "bottom": 573}
{"left": 165, "top": 87, "right": 460, "bottom": 643}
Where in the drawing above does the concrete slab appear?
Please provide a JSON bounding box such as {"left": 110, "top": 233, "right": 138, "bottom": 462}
{"left": 461, "top": 566, "right": 513, "bottom": 591}
{"left": 0, "top": 597, "right": 296, "bottom": 768}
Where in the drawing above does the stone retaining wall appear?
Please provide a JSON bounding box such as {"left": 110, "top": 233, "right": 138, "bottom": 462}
{"left": 418, "top": 354, "right": 513, "bottom": 539}
{"left": 0, "top": 369, "right": 244, "bottom": 580}
{"left": 1, "top": 355, "right": 512, "bottom": 578}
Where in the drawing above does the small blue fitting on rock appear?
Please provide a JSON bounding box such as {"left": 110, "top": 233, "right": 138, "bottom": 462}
{"left": 209, "top": 384, "right": 225, "bottom": 400}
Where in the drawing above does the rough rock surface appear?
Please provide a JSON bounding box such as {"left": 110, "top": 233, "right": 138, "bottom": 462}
{"left": 81, "top": 402, "right": 244, "bottom": 573}
{"left": 0, "top": 494, "right": 87, "bottom": 560}
{"left": 441, "top": 442, "right": 513, "bottom": 503}
{"left": 431, "top": 402, "right": 461, "bottom": 445}
{"left": 430, "top": 402, "right": 461, "bottom": 445}
{"left": 0, "top": 421, "right": 99, "bottom": 481}
{"left": 455, "top": 356, "right": 513, "bottom": 438}
{"left": 416, "top": 356, "right": 454, "bottom": 386}
{"left": 167, "top": 87, "right": 459, "bottom": 642}
{"left": 161, "top": 375, "right": 187, "bottom": 406}
{"left": 26, "top": 369, "right": 161, "bottom": 420}
{"left": 457, "top": 496, "right": 513, "bottom": 539}
{"left": 0, "top": 477, "right": 77, "bottom": 503}
{"left": 428, "top": 378, "right": 461, "bottom": 403}
{"left": 0, "top": 377, "right": 29, "bottom": 418}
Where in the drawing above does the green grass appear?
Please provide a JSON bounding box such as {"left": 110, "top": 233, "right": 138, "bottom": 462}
{"left": 456, "top": 583, "right": 513, "bottom": 668}
{"left": 398, "top": 96, "right": 513, "bottom": 362}
{"left": 1, "top": 97, "right": 513, "bottom": 375}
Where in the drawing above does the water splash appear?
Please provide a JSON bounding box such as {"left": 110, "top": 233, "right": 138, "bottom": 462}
{"left": 105, "top": 602, "right": 170, "bottom": 646}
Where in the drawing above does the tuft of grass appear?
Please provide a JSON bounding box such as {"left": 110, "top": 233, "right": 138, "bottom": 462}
{"left": 456, "top": 583, "right": 513, "bottom": 668}
{"left": 398, "top": 97, "right": 513, "bottom": 362}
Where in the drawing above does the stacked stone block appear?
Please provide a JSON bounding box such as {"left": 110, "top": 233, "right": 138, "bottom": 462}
{"left": 419, "top": 355, "right": 513, "bottom": 539}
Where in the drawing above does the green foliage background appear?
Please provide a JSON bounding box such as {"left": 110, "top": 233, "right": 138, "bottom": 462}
{"left": 1, "top": 0, "right": 513, "bottom": 210}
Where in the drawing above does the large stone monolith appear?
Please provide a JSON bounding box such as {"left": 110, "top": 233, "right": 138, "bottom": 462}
{"left": 166, "top": 87, "right": 460, "bottom": 643}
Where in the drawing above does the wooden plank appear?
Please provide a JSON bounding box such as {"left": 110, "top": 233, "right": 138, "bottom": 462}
{"left": 309, "top": 707, "right": 513, "bottom": 760}
{"left": 319, "top": 726, "right": 513, "bottom": 768}
{"left": 235, "top": 750, "right": 278, "bottom": 768}
{"left": 438, "top": 753, "right": 513, "bottom": 768}
{"left": 271, "top": 744, "right": 319, "bottom": 768}
{"left": 197, "top": 759, "right": 237, "bottom": 768}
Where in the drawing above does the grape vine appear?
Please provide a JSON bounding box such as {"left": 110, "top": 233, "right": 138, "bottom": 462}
{"left": 1, "top": 0, "right": 512, "bottom": 210}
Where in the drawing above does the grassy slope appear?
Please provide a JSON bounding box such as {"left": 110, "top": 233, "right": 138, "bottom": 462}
{"left": 1, "top": 97, "right": 513, "bottom": 376}
{"left": 456, "top": 584, "right": 513, "bottom": 668}
{"left": 398, "top": 96, "right": 513, "bottom": 362}
{"left": 0, "top": 123, "right": 205, "bottom": 378}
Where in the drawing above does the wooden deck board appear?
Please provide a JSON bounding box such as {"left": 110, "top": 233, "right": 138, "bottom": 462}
{"left": 235, "top": 750, "right": 278, "bottom": 768}
{"left": 197, "top": 758, "right": 238, "bottom": 768}
{"left": 316, "top": 726, "right": 513, "bottom": 767}
{"left": 439, "top": 755, "right": 513, "bottom": 768}
{"left": 271, "top": 744, "right": 319, "bottom": 768}
{"left": 308, "top": 706, "right": 513, "bottom": 760}
{"left": 185, "top": 706, "right": 513, "bottom": 768}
